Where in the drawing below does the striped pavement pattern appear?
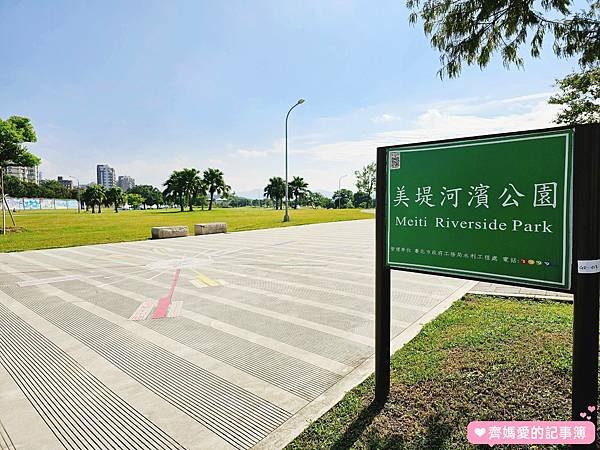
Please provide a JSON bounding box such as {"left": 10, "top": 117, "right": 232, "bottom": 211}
{"left": 0, "top": 219, "right": 473, "bottom": 449}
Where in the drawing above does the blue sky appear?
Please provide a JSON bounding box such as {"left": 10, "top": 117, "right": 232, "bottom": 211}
{"left": 0, "top": 1, "right": 581, "bottom": 195}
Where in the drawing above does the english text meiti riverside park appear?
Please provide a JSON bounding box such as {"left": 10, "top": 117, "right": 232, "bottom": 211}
{"left": 396, "top": 217, "right": 554, "bottom": 233}
{"left": 1, "top": 2, "right": 600, "bottom": 450}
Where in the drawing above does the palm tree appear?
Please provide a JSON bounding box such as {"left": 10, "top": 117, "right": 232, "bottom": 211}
{"left": 85, "top": 184, "right": 106, "bottom": 213}
{"left": 82, "top": 186, "right": 94, "bottom": 213}
{"left": 163, "top": 169, "right": 205, "bottom": 212}
{"left": 105, "top": 187, "right": 125, "bottom": 213}
{"left": 264, "top": 177, "right": 285, "bottom": 210}
{"left": 289, "top": 176, "right": 309, "bottom": 209}
{"left": 94, "top": 185, "right": 107, "bottom": 213}
{"left": 163, "top": 171, "right": 186, "bottom": 212}
{"left": 203, "top": 168, "right": 228, "bottom": 211}
{"left": 179, "top": 168, "right": 203, "bottom": 212}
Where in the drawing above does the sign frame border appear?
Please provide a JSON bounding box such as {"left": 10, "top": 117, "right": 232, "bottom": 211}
{"left": 379, "top": 125, "right": 575, "bottom": 293}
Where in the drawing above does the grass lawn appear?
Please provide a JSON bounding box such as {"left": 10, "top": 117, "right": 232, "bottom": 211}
{"left": 289, "top": 295, "right": 575, "bottom": 450}
{"left": 0, "top": 207, "right": 373, "bottom": 252}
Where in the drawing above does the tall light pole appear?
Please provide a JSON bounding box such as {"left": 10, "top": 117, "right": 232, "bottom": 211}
{"left": 284, "top": 98, "right": 305, "bottom": 222}
{"left": 69, "top": 176, "right": 81, "bottom": 213}
{"left": 338, "top": 174, "right": 347, "bottom": 209}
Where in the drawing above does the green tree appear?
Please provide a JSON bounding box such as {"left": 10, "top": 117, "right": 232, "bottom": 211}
{"left": 127, "top": 193, "right": 144, "bottom": 209}
{"left": 82, "top": 187, "right": 93, "bottom": 212}
{"left": 264, "top": 176, "right": 286, "bottom": 209}
{"left": 163, "top": 169, "right": 205, "bottom": 211}
{"left": 332, "top": 189, "right": 354, "bottom": 209}
{"left": 0, "top": 116, "right": 39, "bottom": 230}
{"left": 83, "top": 185, "right": 106, "bottom": 213}
{"left": 354, "top": 162, "right": 376, "bottom": 206}
{"left": 92, "top": 185, "right": 106, "bottom": 213}
{"left": 39, "top": 180, "right": 70, "bottom": 199}
{"left": 128, "top": 184, "right": 163, "bottom": 209}
{"left": 289, "top": 176, "right": 309, "bottom": 209}
{"left": 549, "top": 67, "right": 600, "bottom": 125}
{"left": 0, "top": 116, "right": 39, "bottom": 168}
{"left": 305, "top": 191, "right": 330, "bottom": 209}
{"left": 194, "top": 191, "right": 209, "bottom": 210}
{"left": 203, "top": 168, "right": 229, "bottom": 211}
{"left": 407, "top": 0, "right": 600, "bottom": 78}
{"left": 106, "top": 187, "right": 125, "bottom": 213}
{"left": 353, "top": 191, "right": 372, "bottom": 209}
{"left": 163, "top": 171, "right": 186, "bottom": 211}
{"left": 179, "top": 168, "right": 204, "bottom": 212}
{"left": 4, "top": 175, "right": 26, "bottom": 197}
{"left": 24, "top": 181, "right": 42, "bottom": 198}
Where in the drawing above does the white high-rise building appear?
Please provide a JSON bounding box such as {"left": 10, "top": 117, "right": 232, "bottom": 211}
{"left": 117, "top": 175, "right": 135, "bottom": 192}
{"left": 5, "top": 165, "right": 40, "bottom": 184}
{"left": 96, "top": 164, "right": 116, "bottom": 189}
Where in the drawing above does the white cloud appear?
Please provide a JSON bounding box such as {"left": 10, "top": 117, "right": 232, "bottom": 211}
{"left": 371, "top": 113, "right": 400, "bottom": 123}
{"left": 231, "top": 149, "right": 273, "bottom": 158}
{"left": 35, "top": 92, "right": 562, "bottom": 194}
{"left": 305, "top": 97, "right": 559, "bottom": 164}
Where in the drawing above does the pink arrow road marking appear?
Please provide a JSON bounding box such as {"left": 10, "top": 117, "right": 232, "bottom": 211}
{"left": 152, "top": 269, "right": 181, "bottom": 319}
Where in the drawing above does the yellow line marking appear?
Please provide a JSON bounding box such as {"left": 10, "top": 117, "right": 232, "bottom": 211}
{"left": 193, "top": 270, "right": 220, "bottom": 287}
{"left": 190, "top": 280, "right": 206, "bottom": 289}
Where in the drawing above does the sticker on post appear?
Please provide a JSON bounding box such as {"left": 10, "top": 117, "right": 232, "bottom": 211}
{"left": 577, "top": 259, "right": 600, "bottom": 274}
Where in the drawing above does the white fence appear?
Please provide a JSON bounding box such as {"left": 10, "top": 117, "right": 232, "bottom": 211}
{"left": 5, "top": 197, "right": 80, "bottom": 210}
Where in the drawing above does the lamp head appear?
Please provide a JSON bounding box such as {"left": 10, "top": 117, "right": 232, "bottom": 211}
{"left": 297, "top": 99, "right": 305, "bottom": 104}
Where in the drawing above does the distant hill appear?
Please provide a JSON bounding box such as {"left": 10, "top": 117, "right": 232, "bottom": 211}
{"left": 236, "top": 188, "right": 264, "bottom": 199}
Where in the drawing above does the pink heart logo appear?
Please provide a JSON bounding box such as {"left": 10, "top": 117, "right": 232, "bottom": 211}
{"left": 587, "top": 416, "right": 592, "bottom": 420}
{"left": 580, "top": 412, "right": 587, "bottom": 418}
{"left": 474, "top": 428, "right": 486, "bottom": 437}
{"left": 588, "top": 406, "right": 596, "bottom": 413}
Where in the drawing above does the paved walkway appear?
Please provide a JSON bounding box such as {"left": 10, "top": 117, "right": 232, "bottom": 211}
{"left": 0, "top": 220, "right": 474, "bottom": 449}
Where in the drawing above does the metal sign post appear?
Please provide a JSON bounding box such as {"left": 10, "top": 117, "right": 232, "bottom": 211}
{"left": 571, "top": 124, "right": 600, "bottom": 449}
{"left": 375, "top": 145, "right": 391, "bottom": 404}
{"left": 375, "top": 124, "right": 600, "bottom": 444}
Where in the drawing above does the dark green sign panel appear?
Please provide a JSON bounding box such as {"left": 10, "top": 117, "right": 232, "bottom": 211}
{"left": 386, "top": 129, "right": 574, "bottom": 289}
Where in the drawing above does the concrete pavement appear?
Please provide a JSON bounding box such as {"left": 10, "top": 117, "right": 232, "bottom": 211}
{"left": 0, "top": 219, "right": 474, "bottom": 449}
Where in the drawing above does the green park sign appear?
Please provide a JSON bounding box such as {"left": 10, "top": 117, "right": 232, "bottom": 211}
{"left": 385, "top": 129, "right": 573, "bottom": 290}
{"left": 376, "top": 125, "right": 600, "bottom": 438}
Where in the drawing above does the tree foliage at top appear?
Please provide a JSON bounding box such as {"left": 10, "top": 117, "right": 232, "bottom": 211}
{"left": 264, "top": 177, "right": 286, "bottom": 210}
{"left": 203, "top": 168, "right": 229, "bottom": 211}
{"left": 354, "top": 162, "right": 376, "bottom": 200}
{"left": 163, "top": 171, "right": 185, "bottom": 211}
{"left": 289, "top": 176, "right": 310, "bottom": 209}
{"left": 83, "top": 185, "right": 106, "bottom": 213}
{"left": 4, "top": 176, "right": 79, "bottom": 199}
{"left": 127, "top": 193, "right": 144, "bottom": 209}
{"left": 407, "top": 0, "right": 600, "bottom": 78}
{"left": 332, "top": 189, "right": 354, "bottom": 209}
{"left": 127, "top": 184, "right": 163, "bottom": 208}
{"left": 549, "top": 66, "right": 600, "bottom": 124}
{"left": 163, "top": 168, "right": 204, "bottom": 212}
{"left": 0, "top": 116, "right": 39, "bottom": 167}
{"left": 305, "top": 191, "right": 331, "bottom": 209}
{"left": 105, "top": 187, "right": 125, "bottom": 213}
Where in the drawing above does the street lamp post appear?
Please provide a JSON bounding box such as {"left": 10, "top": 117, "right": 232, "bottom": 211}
{"left": 338, "top": 174, "right": 347, "bottom": 209}
{"left": 69, "top": 176, "right": 81, "bottom": 213}
{"left": 284, "top": 98, "right": 305, "bottom": 222}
